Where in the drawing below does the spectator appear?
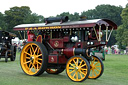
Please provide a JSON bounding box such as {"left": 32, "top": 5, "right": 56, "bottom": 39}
{"left": 27, "top": 30, "right": 36, "bottom": 42}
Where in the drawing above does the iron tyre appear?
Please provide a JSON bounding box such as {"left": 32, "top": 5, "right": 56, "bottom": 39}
{"left": 10, "top": 46, "right": 16, "bottom": 61}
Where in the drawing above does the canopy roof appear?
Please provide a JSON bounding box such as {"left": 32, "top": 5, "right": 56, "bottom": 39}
{"left": 13, "top": 19, "right": 117, "bottom": 31}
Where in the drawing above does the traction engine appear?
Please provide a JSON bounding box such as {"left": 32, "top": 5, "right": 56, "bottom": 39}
{"left": 14, "top": 16, "right": 117, "bottom": 82}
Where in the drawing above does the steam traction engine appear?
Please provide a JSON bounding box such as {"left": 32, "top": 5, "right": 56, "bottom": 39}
{"left": 14, "top": 16, "right": 117, "bottom": 82}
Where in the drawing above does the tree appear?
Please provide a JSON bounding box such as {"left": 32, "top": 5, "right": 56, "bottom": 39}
{"left": 116, "top": 5, "right": 128, "bottom": 49}
{"left": 23, "top": 13, "right": 44, "bottom": 24}
{"left": 0, "top": 12, "right": 7, "bottom": 30}
{"left": 4, "top": 6, "right": 32, "bottom": 32}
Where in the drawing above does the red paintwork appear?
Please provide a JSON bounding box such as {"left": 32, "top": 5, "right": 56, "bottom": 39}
{"left": 63, "top": 48, "right": 74, "bottom": 58}
{"left": 36, "top": 35, "right": 42, "bottom": 43}
{"left": 63, "top": 36, "right": 70, "bottom": 42}
{"left": 48, "top": 55, "right": 58, "bottom": 63}
{"left": 49, "top": 39, "right": 64, "bottom": 48}
{"left": 58, "top": 55, "right": 68, "bottom": 64}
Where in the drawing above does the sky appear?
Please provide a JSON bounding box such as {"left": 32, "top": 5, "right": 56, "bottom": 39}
{"left": 0, "top": 0, "right": 128, "bottom": 17}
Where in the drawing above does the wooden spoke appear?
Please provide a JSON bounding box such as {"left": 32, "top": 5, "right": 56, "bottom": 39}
{"left": 79, "top": 72, "right": 83, "bottom": 79}
{"left": 95, "top": 61, "right": 100, "bottom": 65}
{"left": 31, "top": 45, "right": 34, "bottom": 54}
{"left": 76, "top": 58, "right": 78, "bottom": 67}
{"left": 23, "top": 60, "right": 31, "bottom": 65}
{"left": 37, "top": 54, "right": 42, "bottom": 57}
{"left": 30, "top": 48, "right": 32, "bottom": 55}
{"left": 24, "top": 52, "right": 31, "bottom": 56}
{"left": 69, "top": 69, "right": 75, "bottom": 74}
{"left": 34, "top": 47, "right": 38, "bottom": 55}
{"left": 73, "top": 72, "right": 77, "bottom": 78}
{"left": 80, "top": 70, "right": 87, "bottom": 76}
{"left": 76, "top": 72, "right": 78, "bottom": 80}
{"left": 95, "top": 68, "right": 100, "bottom": 72}
{"left": 38, "top": 58, "right": 42, "bottom": 61}
{"left": 29, "top": 64, "right": 34, "bottom": 72}
{"left": 81, "top": 68, "right": 87, "bottom": 71}
{"left": 69, "top": 63, "right": 75, "bottom": 68}
{"left": 29, "top": 62, "right": 32, "bottom": 68}
{"left": 79, "top": 60, "right": 83, "bottom": 66}
{"left": 73, "top": 59, "right": 77, "bottom": 66}
{"left": 95, "top": 65, "right": 101, "bottom": 68}
{"left": 69, "top": 67, "right": 75, "bottom": 70}
{"left": 80, "top": 63, "right": 86, "bottom": 68}
{"left": 26, "top": 57, "right": 30, "bottom": 59}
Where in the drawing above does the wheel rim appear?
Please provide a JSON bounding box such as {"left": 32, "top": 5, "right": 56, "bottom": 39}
{"left": 20, "top": 43, "right": 43, "bottom": 75}
{"left": 88, "top": 56, "right": 102, "bottom": 78}
{"left": 66, "top": 57, "right": 89, "bottom": 81}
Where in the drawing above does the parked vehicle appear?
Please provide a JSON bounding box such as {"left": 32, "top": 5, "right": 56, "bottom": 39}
{"left": 0, "top": 31, "right": 16, "bottom": 62}
{"left": 14, "top": 16, "right": 117, "bottom": 82}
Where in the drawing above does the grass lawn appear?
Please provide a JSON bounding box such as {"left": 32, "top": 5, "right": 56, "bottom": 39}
{"left": 0, "top": 52, "right": 128, "bottom": 85}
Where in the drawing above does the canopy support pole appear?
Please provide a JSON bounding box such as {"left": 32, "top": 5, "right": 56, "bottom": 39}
{"left": 107, "top": 27, "right": 113, "bottom": 42}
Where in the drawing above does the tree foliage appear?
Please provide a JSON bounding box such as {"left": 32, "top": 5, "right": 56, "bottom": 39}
{"left": 0, "top": 12, "right": 7, "bottom": 30}
{"left": 116, "top": 6, "right": 128, "bottom": 49}
{"left": 4, "top": 6, "right": 44, "bottom": 32}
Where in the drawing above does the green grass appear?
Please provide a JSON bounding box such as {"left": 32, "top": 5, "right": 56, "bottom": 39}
{"left": 0, "top": 52, "right": 128, "bottom": 85}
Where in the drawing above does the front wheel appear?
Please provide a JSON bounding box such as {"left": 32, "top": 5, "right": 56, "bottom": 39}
{"left": 88, "top": 55, "right": 104, "bottom": 79}
{"left": 20, "top": 42, "right": 48, "bottom": 76}
{"left": 66, "top": 56, "right": 90, "bottom": 82}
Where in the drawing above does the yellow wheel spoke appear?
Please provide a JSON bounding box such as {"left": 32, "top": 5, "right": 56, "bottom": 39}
{"left": 76, "top": 58, "right": 78, "bottom": 67}
{"left": 23, "top": 60, "right": 31, "bottom": 65}
{"left": 37, "top": 54, "right": 42, "bottom": 57}
{"left": 30, "top": 48, "right": 32, "bottom": 55}
{"left": 69, "top": 67, "right": 75, "bottom": 70}
{"left": 33, "top": 64, "right": 37, "bottom": 72}
{"left": 79, "top": 60, "right": 83, "bottom": 66}
{"left": 34, "top": 47, "right": 38, "bottom": 55}
{"left": 36, "top": 61, "right": 42, "bottom": 65}
{"left": 69, "top": 63, "right": 75, "bottom": 68}
{"left": 95, "top": 61, "right": 100, "bottom": 65}
{"left": 95, "top": 68, "right": 100, "bottom": 72}
{"left": 24, "top": 52, "right": 31, "bottom": 56}
{"left": 92, "top": 58, "right": 95, "bottom": 64}
{"left": 38, "top": 58, "right": 42, "bottom": 61}
{"left": 80, "top": 71, "right": 87, "bottom": 76}
{"left": 72, "top": 59, "right": 77, "bottom": 66}
{"left": 95, "top": 65, "right": 101, "bottom": 68}
{"left": 94, "top": 70, "right": 98, "bottom": 76}
{"left": 81, "top": 68, "right": 87, "bottom": 71}
{"left": 69, "top": 69, "right": 75, "bottom": 74}
{"left": 79, "top": 72, "right": 83, "bottom": 79}
{"left": 29, "top": 64, "right": 34, "bottom": 72}
{"left": 31, "top": 45, "right": 34, "bottom": 54}
{"left": 80, "top": 63, "right": 86, "bottom": 68}
{"left": 26, "top": 57, "right": 30, "bottom": 59}
{"left": 37, "top": 48, "right": 40, "bottom": 55}
{"left": 73, "top": 72, "right": 77, "bottom": 78}
{"left": 92, "top": 70, "right": 94, "bottom": 77}
{"left": 76, "top": 72, "right": 78, "bottom": 80}
{"left": 29, "top": 62, "right": 32, "bottom": 68}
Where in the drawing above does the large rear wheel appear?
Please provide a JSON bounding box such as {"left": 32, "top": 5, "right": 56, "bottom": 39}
{"left": 88, "top": 55, "right": 104, "bottom": 79}
{"left": 66, "top": 56, "right": 90, "bottom": 82}
{"left": 20, "top": 42, "right": 48, "bottom": 76}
